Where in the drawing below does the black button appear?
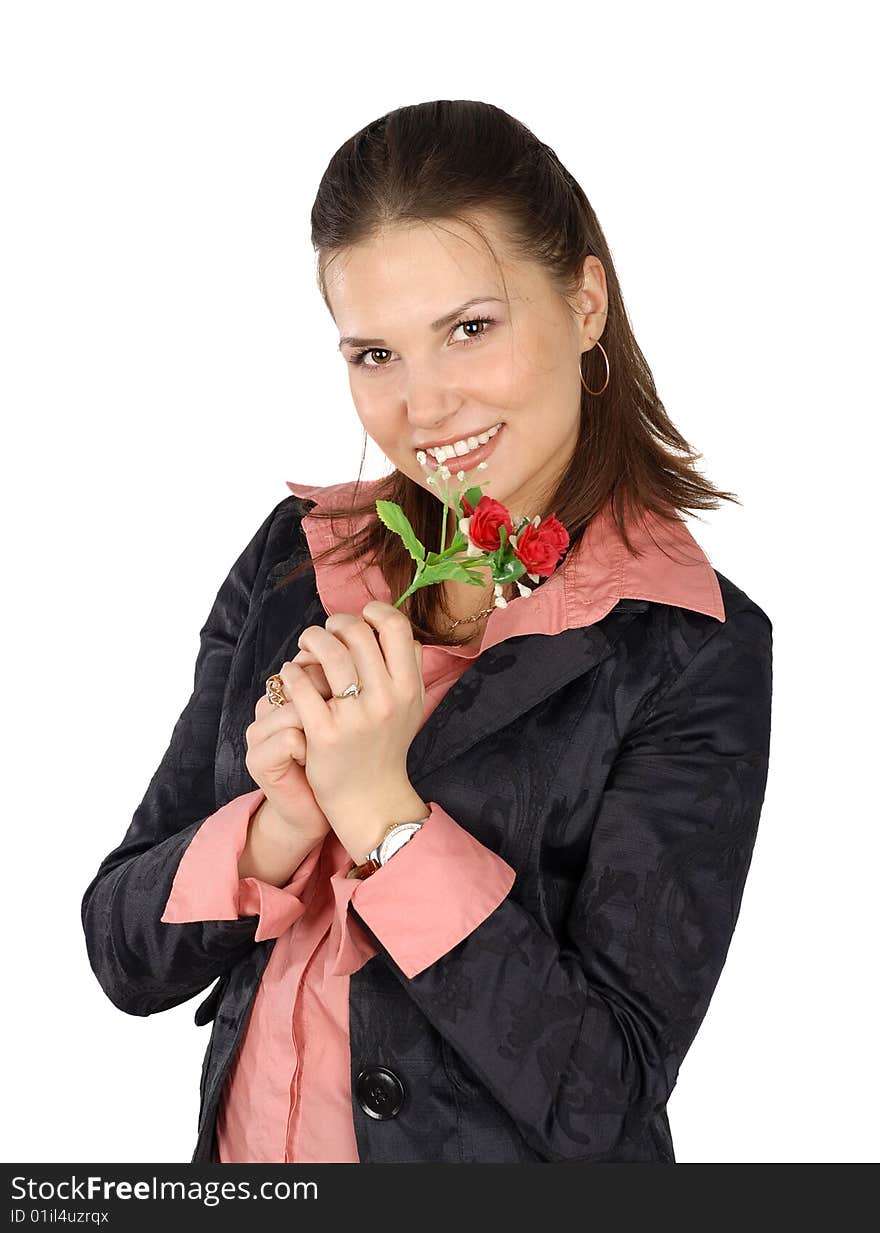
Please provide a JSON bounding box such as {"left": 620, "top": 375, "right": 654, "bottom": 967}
{"left": 355, "top": 1066, "right": 406, "bottom": 1120}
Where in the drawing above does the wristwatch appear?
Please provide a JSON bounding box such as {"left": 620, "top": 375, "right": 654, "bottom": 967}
{"left": 346, "top": 814, "right": 430, "bottom": 880}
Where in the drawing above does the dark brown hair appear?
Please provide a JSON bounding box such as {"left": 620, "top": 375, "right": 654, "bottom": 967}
{"left": 277, "top": 99, "right": 739, "bottom": 647}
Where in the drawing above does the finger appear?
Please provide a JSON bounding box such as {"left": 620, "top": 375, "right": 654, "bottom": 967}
{"left": 281, "top": 661, "right": 334, "bottom": 738}
{"left": 255, "top": 661, "right": 332, "bottom": 723}
{"left": 266, "top": 724, "right": 307, "bottom": 767}
{"left": 249, "top": 697, "right": 307, "bottom": 748}
{"left": 290, "top": 650, "right": 334, "bottom": 698}
{"left": 255, "top": 691, "right": 291, "bottom": 723}
{"left": 296, "top": 619, "right": 378, "bottom": 700}
{"left": 248, "top": 723, "right": 308, "bottom": 771}
{"left": 359, "top": 601, "right": 423, "bottom": 696}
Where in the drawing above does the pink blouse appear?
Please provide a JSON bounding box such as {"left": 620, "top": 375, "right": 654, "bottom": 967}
{"left": 160, "top": 479, "right": 725, "bottom": 1162}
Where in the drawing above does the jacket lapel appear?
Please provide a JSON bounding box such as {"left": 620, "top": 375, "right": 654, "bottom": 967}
{"left": 405, "top": 602, "right": 648, "bottom": 782}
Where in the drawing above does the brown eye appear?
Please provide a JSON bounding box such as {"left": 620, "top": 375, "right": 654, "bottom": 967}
{"left": 348, "top": 316, "right": 496, "bottom": 374}
{"left": 349, "top": 347, "right": 392, "bottom": 369}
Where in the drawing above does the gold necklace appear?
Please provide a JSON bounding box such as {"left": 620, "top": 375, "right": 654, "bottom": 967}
{"left": 445, "top": 602, "right": 497, "bottom": 631}
{"left": 444, "top": 583, "right": 515, "bottom": 630}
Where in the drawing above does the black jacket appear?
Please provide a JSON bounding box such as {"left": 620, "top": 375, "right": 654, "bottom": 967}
{"left": 81, "top": 493, "right": 773, "bottom": 1164}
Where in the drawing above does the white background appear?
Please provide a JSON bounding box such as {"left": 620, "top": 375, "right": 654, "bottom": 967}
{"left": 2, "top": 1, "right": 876, "bottom": 1165}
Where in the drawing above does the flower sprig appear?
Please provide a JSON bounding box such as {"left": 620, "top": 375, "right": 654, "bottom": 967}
{"left": 375, "top": 453, "right": 570, "bottom": 611}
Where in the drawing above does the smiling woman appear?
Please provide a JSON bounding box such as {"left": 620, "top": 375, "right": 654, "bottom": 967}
{"left": 278, "top": 100, "right": 739, "bottom": 648}
{"left": 327, "top": 214, "right": 600, "bottom": 558}
{"left": 81, "top": 98, "right": 771, "bottom": 1170}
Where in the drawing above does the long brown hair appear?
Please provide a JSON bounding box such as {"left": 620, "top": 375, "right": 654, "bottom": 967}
{"left": 277, "top": 99, "right": 739, "bottom": 647}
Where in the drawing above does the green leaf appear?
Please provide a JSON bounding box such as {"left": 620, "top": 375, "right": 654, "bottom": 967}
{"left": 419, "top": 561, "right": 488, "bottom": 587}
{"left": 375, "top": 500, "right": 425, "bottom": 563}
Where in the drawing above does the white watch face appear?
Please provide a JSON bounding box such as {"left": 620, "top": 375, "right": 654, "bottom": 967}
{"left": 379, "top": 822, "right": 423, "bottom": 864}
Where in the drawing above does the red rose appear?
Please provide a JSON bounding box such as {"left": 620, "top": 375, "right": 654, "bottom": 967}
{"left": 464, "top": 496, "right": 515, "bottom": 551}
{"left": 513, "top": 514, "right": 570, "bottom": 576}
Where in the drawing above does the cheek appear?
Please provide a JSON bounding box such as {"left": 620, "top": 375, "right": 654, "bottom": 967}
{"left": 356, "top": 403, "right": 414, "bottom": 463}
{"left": 460, "top": 352, "right": 521, "bottom": 408}
{"left": 354, "top": 396, "right": 394, "bottom": 439}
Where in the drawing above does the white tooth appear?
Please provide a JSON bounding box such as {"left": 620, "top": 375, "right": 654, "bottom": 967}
{"left": 426, "top": 425, "right": 503, "bottom": 458}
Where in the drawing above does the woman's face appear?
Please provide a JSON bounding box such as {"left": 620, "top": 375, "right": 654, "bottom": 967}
{"left": 326, "top": 211, "right": 608, "bottom": 522}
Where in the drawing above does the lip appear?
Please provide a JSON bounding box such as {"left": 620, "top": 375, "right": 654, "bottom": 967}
{"left": 415, "top": 422, "right": 503, "bottom": 451}
{"left": 420, "top": 423, "right": 506, "bottom": 474}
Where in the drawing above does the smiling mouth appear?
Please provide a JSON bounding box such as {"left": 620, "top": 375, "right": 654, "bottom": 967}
{"left": 416, "top": 423, "right": 506, "bottom": 473}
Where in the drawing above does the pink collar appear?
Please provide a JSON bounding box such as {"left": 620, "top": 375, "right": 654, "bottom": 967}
{"left": 285, "top": 477, "right": 725, "bottom": 659}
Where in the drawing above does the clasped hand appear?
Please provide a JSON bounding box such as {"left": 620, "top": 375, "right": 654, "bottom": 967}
{"left": 256, "top": 600, "right": 428, "bottom": 863}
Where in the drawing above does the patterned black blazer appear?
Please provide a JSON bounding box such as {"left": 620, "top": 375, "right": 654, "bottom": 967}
{"left": 80, "top": 494, "right": 773, "bottom": 1164}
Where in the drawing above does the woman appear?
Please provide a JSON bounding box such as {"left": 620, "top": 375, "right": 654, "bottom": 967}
{"left": 81, "top": 100, "right": 773, "bottom": 1164}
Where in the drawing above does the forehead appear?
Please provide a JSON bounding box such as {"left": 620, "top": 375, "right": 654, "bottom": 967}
{"left": 325, "top": 212, "right": 540, "bottom": 324}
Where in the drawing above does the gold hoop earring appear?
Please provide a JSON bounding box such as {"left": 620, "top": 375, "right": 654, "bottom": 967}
{"left": 578, "top": 339, "right": 610, "bottom": 396}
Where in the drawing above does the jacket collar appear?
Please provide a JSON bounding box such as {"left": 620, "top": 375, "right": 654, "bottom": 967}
{"left": 283, "top": 477, "right": 725, "bottom": 782}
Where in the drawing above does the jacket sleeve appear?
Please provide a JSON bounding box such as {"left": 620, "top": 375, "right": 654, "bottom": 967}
{"left": 159, "top": 786, "right": 325, "bottom": 942}
{"left": 80, "top": 495, "right": 296, "bottom": 1017}
{"left": 325, "top": 803, "right": 516, "bottom": 978}
{"left": 348, "top": 605, "right": 773, "bottom": 1162}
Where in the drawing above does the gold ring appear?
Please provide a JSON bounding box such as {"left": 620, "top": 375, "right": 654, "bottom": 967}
{"left": 265, "top": 674, "right": 287, "bottom": 707}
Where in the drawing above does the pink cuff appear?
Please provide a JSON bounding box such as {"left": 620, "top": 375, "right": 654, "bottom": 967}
{"left": 326, "top": 803, "right": 516, "bottom": 979}
{"left": 159, "top": 788, "right": 324, "bottom": 943}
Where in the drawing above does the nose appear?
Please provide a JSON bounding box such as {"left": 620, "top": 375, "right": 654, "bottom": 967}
{"left": 400, "top": 360, "right": 466, "bottom": 425}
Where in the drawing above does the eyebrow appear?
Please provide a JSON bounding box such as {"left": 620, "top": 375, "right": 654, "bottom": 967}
{"left": 337, "top": 296, "right": 504, "bottom": 350}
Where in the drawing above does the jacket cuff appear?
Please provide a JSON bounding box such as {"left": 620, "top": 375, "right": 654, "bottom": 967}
{"left": 327, "top": 802, "right": 516, "bottom": 979}
{"left": 159, "top": 788, "right": 323, "bottom": 942}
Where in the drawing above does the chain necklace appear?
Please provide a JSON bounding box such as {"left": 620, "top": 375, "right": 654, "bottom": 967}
{"left": 444, "top": 582, "right": 518, "bottom": 631}
{"left": 445, "top": 602, "right": 497, "bottom": 630}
